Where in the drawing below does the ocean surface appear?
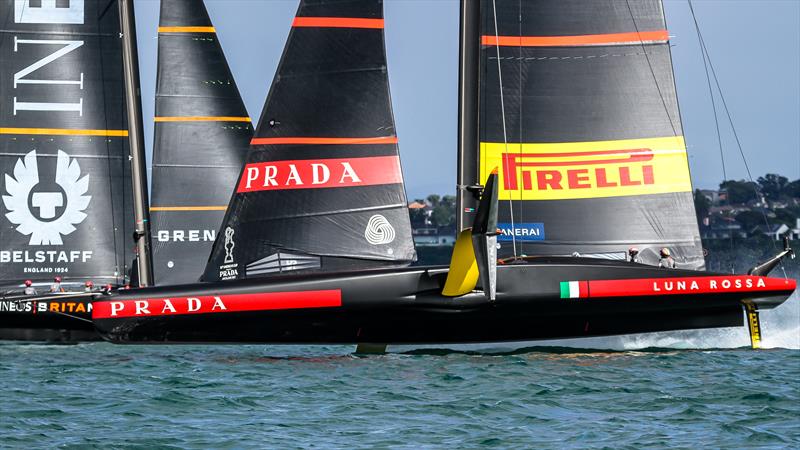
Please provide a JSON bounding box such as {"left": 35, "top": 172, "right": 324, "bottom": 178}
{"left": 1, "top": 295, "right": 798, "bottom": 448}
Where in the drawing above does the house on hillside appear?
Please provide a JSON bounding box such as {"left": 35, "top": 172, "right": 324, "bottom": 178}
{"left": 792, "top": 219, "right": 800, "bottom": 241}
{"left": 751, "top": 223, "right": 790, "bottom": 241}
{"left": 412, "top": 227, "right": 456, "bottom": 247}
{"left": 698, "top": 189, "right": 720, "bottom": 204}
{"left": 701, "top": 220, "right": 746, "bottom": 240}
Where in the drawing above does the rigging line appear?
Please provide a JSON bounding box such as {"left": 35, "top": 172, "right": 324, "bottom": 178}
{"left": 688, "top": 1, "right": 727, "bottom": 181}
{"left": 624, "top": 0, "right": 679, "bottom": 138}
{"left": 491, "top": 0, "right": 517, "bottom": 258}
{"left": 691, "top": 4, "right": 786, "bottom": 279}
{"left": 688, "top": 0, "right": 734, "bottom": 271}
{"left": 99, "top": 24, "right": 121, "bottom": 281}
{"left": 517, "top": 1, "right": 524, "bottom": 244}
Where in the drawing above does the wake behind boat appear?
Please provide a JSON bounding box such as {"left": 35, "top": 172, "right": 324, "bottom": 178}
{"left": 91, "top": 0, "right": 796, "bottom": 349}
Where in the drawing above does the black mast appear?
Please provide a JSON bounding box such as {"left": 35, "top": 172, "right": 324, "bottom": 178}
{"left": 456, "top": 0, "right": 481, "bottom": 232}
{"left": 119, "top": 0, "right": 153, "bottom": 286}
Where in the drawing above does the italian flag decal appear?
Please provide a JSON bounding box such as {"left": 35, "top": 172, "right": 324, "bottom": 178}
{"left": 560, "top": 281, "right": 588, "bottom": 299}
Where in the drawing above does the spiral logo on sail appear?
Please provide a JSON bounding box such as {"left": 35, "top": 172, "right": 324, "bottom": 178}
{"left": 364, "top": 214, "right": 395, "bottom": 245}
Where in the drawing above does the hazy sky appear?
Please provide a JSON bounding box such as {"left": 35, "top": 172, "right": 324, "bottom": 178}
{"left": 134, "top": 0, "right": 800, "bottom": 199}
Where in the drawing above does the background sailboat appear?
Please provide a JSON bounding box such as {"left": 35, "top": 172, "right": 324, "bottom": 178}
{"left": 0, "top": 0, "right": 134, "bottom": 289}
{"left": 149, "top": 0, "right": 252, "bottom": 285}
{"left": 202, "top": 0, "right": 415, "bottom": 282}
{"left": 0, "top": 0, "right": 133, "bottom": 340}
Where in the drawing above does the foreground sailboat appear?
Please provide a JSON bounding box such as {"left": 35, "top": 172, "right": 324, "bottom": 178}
{"left": 0, "top": 0, "right": 134, "bottom": 341}
{"left": 91, "top": 0, "right": 795, "bottom": 348}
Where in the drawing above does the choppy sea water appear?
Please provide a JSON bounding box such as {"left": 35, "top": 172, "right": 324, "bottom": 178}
{"left": 1, "top": 295, "right": 798, "bottom": 448}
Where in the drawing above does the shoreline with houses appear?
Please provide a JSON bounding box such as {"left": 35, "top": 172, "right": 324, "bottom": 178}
{"left": 409, "top": 174, "right": 800, "bottom": 273}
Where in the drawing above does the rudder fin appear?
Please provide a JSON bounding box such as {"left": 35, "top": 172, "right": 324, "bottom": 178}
{"left": 743, "top": 301, "right": 762, "bottom": 349}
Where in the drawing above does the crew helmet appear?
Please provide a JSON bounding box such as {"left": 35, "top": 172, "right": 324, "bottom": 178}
{"left": 54, "top": 276, "right": 62, "bottom": 283}
{"left": 628, "top": 246, "right": 639, "bottom": 255}
{"left": 85, "top": 280, "right": 94, "bottom": 288}
{"left": 24, "top": 280, "right": 32, "bottom": 287}
{"left": 660, "top": 247, "right": 671, "bottom": 257}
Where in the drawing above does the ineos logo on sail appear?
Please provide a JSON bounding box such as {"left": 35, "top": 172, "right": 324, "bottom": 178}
{"left": 13, "top": 0, "right": 86, "bottom": 116}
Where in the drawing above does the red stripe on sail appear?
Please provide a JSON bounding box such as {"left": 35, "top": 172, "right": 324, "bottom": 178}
{"left": 482, "top": 30, "right": 669, "bottom": 47}
{"left": 501, "top": 148, "right": 653, "bottom": 168}
{"left": 250, "top": 136, "right": 398, "bottom": 146}
{"left": 92, "top": 290, "right": 342, "bottom": 319}
{"left": 587, "top": 276, "right": 795, "bottom": 298}
{"left": 292, "top": 17, "right": 384, "bottom": 29}
{"left": 236, "top": 155, "right": 403, "bottom": 193}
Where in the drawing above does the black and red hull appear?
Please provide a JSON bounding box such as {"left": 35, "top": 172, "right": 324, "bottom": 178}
{"left": 0, "top": 294, "right": 97, "bottom": 342}
{"left": 91, "top": 258, "right": 796, "bottom": 344}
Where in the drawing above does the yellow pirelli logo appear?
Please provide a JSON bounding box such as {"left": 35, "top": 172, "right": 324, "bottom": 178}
{"left": 480, "top": 136, "right": 692, "bottom": 201}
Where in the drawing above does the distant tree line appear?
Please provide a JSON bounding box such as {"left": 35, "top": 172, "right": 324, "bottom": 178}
{"left": 694, "top": 174, "right": 800, "bottom": 231}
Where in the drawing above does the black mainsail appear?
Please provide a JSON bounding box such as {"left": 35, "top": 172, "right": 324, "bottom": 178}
{"left": 471, "top": 0, "right": 703, "bottom": 268}
{"left": 202, "top": 0, "right": 415, "bottom": 282}
{"left": 0, "top": 0, "right": 133, "bottom": 287}
{"left": 149, "top": 0, "right": 252, "bottom": 285}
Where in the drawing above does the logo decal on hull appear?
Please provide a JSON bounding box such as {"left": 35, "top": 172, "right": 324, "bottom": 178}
{"left": 560, "top": 275, "right": 794, "bottom": 299}
{"left": 3, "top": 150, "right": 91, "bottom": 245}
{"left": 92, "top": 290, "right": 342, "bottom": 319}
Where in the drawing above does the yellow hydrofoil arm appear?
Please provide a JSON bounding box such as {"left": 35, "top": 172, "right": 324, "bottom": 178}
{"left": 442, "top": 229, "right": 479, "bottom": 296}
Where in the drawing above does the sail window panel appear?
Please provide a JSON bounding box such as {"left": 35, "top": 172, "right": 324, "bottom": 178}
{"left": 152, "top": 122, "right": 250, "bottom": 167}
{"left": 481, "top": 44, "right": 680, "bottom": 143}
{"left": 237, "top": 206, "right": 414, "bottom": 262}
{"left": 159, "top": 0, "right": 214, "bottom": 27}
{"left": 279, "top": 28, "right": 386, "bottom": 75}
{"left": 485, "top": 0, "right": 665, "bottom": 38}
{"left": 237, "top": 184, "right": 407, "bottom": 222}
{"left": 259, "top": 72, "right": 394, "bottom": 140}
{"left": 155, "top": 35, "right": 243, "bottom": 101}
{"left": 498, "top": 192, "right": 702, "bottom": 254}
{"left": 296, "top": 0, "right": 383, "bottom": 19}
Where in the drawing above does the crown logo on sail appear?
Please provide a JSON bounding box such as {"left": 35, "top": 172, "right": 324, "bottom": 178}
{"left": 2, "top": 150, "right": 91, "bottom": 245}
